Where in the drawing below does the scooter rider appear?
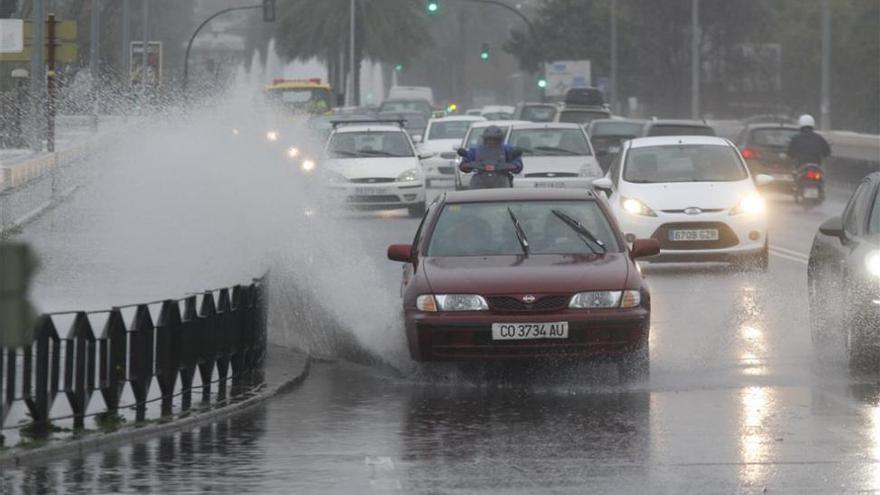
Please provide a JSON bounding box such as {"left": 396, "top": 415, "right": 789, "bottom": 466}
{"left": 787, "top": 114, "right": 831, "bottom": 166}
{"left": 458, "top": 126, "right": 523, "bottom": 188}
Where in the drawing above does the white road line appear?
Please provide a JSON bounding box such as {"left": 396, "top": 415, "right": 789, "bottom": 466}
{"left": 770, "top": 244, "right": 810, "bottom": 260}
{"left": 769, "top": 248, "right": 808, "bottom": 265}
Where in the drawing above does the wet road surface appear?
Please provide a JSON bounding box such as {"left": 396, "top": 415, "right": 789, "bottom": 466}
{"left": 5, "top": 184, "right": 880, "bottom": 494}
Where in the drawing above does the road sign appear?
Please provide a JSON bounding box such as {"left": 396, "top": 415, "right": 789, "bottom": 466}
{"left": 0, "top": 19, "right": 23, "bottom": 53}
{"left": 543, "top": 60, "right": 591, "bottom": 98}
{"left": 0, "top": 43, "right": 78, "bottom": 63}
{"left": 130, "top": 41, "right": 162, "bottom": 87}
{"left": 22, "top": 19, "right": 78, "bottom": 40}
{"left": 0, "top": 19, "right": 78, "bottom": 63}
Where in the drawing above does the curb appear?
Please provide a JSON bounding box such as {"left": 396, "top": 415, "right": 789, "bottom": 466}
{"left": 0, "top": 347, "right": 311, "bottom": 469}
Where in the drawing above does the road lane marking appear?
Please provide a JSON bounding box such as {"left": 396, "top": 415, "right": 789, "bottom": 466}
{"left": 770, "top": 249, "right": 808, "bottom": 265}
{"left": 769, "top": 245, "right": 809, "bottom": 265}
{"left": 770, "top": 245, "right": 810, "bottom": 260}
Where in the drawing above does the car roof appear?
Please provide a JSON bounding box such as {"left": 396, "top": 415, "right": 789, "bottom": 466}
{"left": 590, "top": 118, "right": 645, "bottom": 125}
{"left": 509, "top": 122, "right": 585, "bottom": 130}
{"left": 333, "top": 124, "right": 405, "bottom": 133}
{"left": 646, "top": 119, "right": 713, "bottom": 127}
{"left": 743, "top": 122, "right": 799, "bottom": 130}
{"left": 468, "top": 120, "right": 530, "bottom": 129}
{"left": 428, "top": 116, "right": 487, "bottom": 124}
{"left": 628, "top": 135, "right": 732, "bottom": 148}
{"left": 559, "top": 105, "right": 609, "bottom": 112}
{"left": 518, "top": 102, "right": 557, "bottom": 107}
{"left": 443, "top": 188, "right": 597, "bottom": 204}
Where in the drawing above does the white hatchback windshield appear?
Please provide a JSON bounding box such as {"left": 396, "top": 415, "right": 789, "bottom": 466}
{"left": 624, "top": 144, "right": 748, "bottom": 183}
{"left": 428, "top": 121, "right": 473, "bottom": 140}
{"left": 508, "top": 129, "right": 591, "bottom": 156}
{"left": 327, "top": 131, "right": 413, "bottom": 158}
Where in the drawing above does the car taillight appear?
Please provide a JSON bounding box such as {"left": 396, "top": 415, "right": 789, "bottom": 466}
{"left": 805, "top": 169, "right": 823, "bottom": 180}
{"left": 741, "top": 147, "right": 759, "bottom": 160}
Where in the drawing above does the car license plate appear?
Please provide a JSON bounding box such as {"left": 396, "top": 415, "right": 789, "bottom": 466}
{"left": 803, "top": 186, "right": 820, "bottom": 199}
{"left": 492, "top": 322, "right": 569, "bottom": 340}
{"left": 771, "top": 173, "right": 794, "bottom": 182}
{"left": 354, "top": 187, "right": 389, "bottom": 195}
{"left": 669, "top": 229, "right": 719, "bottom": 241}
{"left": 534, "top": 181, "right": 566, "bottom": 188}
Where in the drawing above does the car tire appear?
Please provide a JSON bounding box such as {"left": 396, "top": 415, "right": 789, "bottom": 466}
{"left": 618, "top": 332, "right": 649, "bottom": 383}
{"left": 408, "top": 203, "right": 427, "bottom": 218}
{"left": 845, "top": 284, "right": 876, "bottom": 372}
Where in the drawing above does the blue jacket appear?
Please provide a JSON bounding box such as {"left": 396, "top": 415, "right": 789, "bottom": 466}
{"left": 460, "top": 144, "right": 523, "bottom": 174}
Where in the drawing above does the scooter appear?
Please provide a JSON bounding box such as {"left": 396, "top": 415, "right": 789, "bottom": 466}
{"left": 456, "top": 147, "right": 521, "bottom": 190}
{"left": 794, "top": 163, "right": 825, "bottom": 209}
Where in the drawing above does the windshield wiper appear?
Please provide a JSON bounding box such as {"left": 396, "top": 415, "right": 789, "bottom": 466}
{"left": 551, "top": 209, "right": 607, "bottom": 254}
{"left": 534, "top": 146, "right": 579, "bottom": 155}
{"left": 331, "top": 150, "right": 358, "bottom": 157}
{"left": 357, "top": 149, "right": 398, "bottom": 156}
{"left": 507, "top": 207, "right": 530, "bottom": 257}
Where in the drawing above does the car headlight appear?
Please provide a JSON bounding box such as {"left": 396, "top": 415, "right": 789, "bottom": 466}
{"left": 301, "top": 159, "right": 316, "bottom": 173}
{"left": 397, "top": 168, "right": 420, "bottom": 182}
{"left": 866, "top": 250, "right": 880, "bottom": 277}
{"left": 569, "top": 290, "right": 641, "bottom": 309}
{"left": 416, "top": 294, "right": 489, "bottom": 312}
{"left": 621, "top": 197, "right": 657, "bottom": 217}
{"left": 730, "top": 192, "right": 766, "bottom": 216}
{"left": 325, "top": 170, "right": 348, "bottom": 184}
{"left": 232, "top": 128, "right": 240, "bottom": 136}
{"left": 287, "top": 147, "right": 300, "bottom": 158}
{"left": 266, "top": 130, "right": 279, "bottom": 142}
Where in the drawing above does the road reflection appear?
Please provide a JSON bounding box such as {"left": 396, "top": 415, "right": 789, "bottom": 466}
{"left": 739, "top": 386, "right": 775, "bottom": 485}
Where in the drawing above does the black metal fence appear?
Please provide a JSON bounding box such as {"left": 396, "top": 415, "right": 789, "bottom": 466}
{"left": 0, "top": 278, "right": 266, "bottom": 441}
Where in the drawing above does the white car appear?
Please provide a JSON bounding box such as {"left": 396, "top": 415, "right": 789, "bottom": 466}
{"left": 593, "top": 135, "right": 773, "bottom": 268}
{"left": 479, "top": 105, "right": 516, "bottom": 120}
{"left": 507, "top": 122, "right": 604, "bottom": 189}
{"left": 453, "top": 120, "right": 529, "bottom": 190}
{"left": 320, "top": 122, "right": 430, "bottom": 216}
{"left": 418, "top": 116, "right": 485, "bottom": 187}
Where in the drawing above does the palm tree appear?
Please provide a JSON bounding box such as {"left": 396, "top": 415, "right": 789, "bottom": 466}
{"left": 274, "top": 0, "right": 430, "bottom": 105}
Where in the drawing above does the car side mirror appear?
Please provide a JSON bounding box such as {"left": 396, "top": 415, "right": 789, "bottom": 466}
{"left": 387, "top": 244, "right": 414, "bottom": 263}
{"left": 818, "top": 216, "right": 845, "bottom": 240}
{"left": 592, "top": 177, "right": 613, "bottom": 192}
{"left": 630, "top": 238, "right": 660, "bottom": 259}
{"left": 456, "top": 148, "right": 468, "bottom": 157}
{"left": 418, "top": 152, "right": 435, "bottom": 160}
{"left": 754, "top": 174, "right": 774, "bottom": 187}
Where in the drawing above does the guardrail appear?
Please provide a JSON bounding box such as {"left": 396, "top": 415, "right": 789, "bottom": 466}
{"left": 0, "top": 277, "right": 267, "bottom": 444}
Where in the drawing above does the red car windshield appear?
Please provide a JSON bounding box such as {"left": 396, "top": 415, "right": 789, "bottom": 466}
{"left": 427, "top": 200, "right": 621, "bottom": 257}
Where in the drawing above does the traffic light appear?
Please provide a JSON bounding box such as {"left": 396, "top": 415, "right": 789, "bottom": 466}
{"left": 537, "top": 78, "right": 547, "bottom": 89}
{"left": 262, "top": 0, "right": 276, "bottom": 22}
{"left": 480, "top": 43, "right": 490, "bottom": 61}
{"left": 394, "top": 64, "right": 404, "bottom": 72}
{"left": 426, "top": 1, "right": 439, "bottom": 14}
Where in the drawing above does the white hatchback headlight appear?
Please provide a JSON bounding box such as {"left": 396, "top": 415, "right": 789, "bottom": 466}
{"left": 417, "top": 294, "right": 488, "bottom": 312}
{"left": 266, "top": 130, "right": 279, "bottom": 142}
{"left": 730, "top": 192, "right": 766, "bottom": 216}
{"left": 300, "top": 159, "right": 316, "bottom": 173}
{"left": 621, "top": 197, "right": 657, "bottom": 217}
{"left": 569, "top": 290, "right": 641, "bottom": 309}
{"left": 866, "top": 250, "right": 880, "bottom": 277}
{"left": 397, "top": 168, "right": 420, "bottom": 182}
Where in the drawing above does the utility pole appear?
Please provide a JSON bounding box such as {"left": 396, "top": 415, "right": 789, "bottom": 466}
{"left": 347, "top": 0, "right": 356, "bottom": 106}
{"left": 30, "top": 0, "right": 44, "bottom": 151}
{"left": 90, "top": 0, "right": 99, "bottom": 131}
{"left": 690, "top": 0, "right": 700, "bottom": 120}
{"left": 122, "top": 0, "right": 130, "bottom": 85}
{"left": 46, "top": 14, "right": 57, "bottom": 153}
{"left": 819, "top": 0, "right": 831, "bottom": 130}
{"left": 140, "top": 0, "right": 148, "bottom": 110}
{"left": 610, "top": 0, "right": 618, "bottom": 113}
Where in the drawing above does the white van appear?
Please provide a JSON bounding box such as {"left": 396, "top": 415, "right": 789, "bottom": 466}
{"left": 387, "top": 86, "right": 434, "bottom": 105}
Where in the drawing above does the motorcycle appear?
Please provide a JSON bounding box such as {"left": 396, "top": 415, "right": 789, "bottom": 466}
{"left": 456, "top": 147, "right": 522, "bottom": 189}
{"left": 794, "top": 163, "right": 825, "bottom": 209}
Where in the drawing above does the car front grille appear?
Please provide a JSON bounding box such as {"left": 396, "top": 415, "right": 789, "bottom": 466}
{"left": 524, "top": 172, "right": 579, "bottom": 178}
{"left": 437, "top": 166, "right": 455, "bottom": 174}
{"left": 346, "top": 195, "right": 399, "bottom": 203}
{"left": 651, "top": 222, "right": 739, "bottom": 250}
{"left": 349, "top": 178, "right": 395, "bottom": 184}
{"left": 486, "top": 295, "right": 571, "bottom": 312}
{"left": 660, "top": 208, "right": 724, "bottom": 214}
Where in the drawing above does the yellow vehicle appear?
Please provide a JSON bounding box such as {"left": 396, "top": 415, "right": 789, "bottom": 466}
{"left": 265, "top": 78, "right": 335, "bottom": 115}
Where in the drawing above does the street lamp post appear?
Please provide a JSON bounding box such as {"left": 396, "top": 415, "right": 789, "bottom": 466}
{"left": 690, "top": 0, "right": 700, "bottom": 120}
{"left": 30, "top": 0, "right": 44, "bottom": 151}
{"left": 610, "top": 0, "right": 618, "bottom": 112}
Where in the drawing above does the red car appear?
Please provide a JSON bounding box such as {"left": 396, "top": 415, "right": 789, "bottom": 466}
{"left": 387, "top": 188, "right": 660, "bottom": 380}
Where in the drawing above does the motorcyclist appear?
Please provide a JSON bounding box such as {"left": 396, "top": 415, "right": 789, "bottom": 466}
{"left": 787, "top": 114, "right": 831, "bottom": 166}
{"left": 458, "top": 126, "right": 523, "bottom": 188}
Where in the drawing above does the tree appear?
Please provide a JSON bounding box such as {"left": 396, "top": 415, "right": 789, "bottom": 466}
{"left": 274, "top": 0, "right": 430, "bottom": 105}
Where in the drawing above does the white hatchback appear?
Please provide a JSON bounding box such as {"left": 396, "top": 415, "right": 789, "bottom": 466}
{"left": 418, "top": 115, "right": 485, "bottom": 187}
{"left": 320, "top": 122, "right": 430, "bottom": 216}
{"left": 593, "top": 136, "right": 773, "bottom": 268}
{"left": 507, "top": 122, "right": 603, "bottom": 189}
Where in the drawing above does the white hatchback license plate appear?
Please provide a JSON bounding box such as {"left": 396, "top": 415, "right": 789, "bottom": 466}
{"left": 669, "top": 229, "right": 719, "bottom": 241}
{"left": 803, "top": 186, "right": 820, "bottom": 198}
{"left": 771, "top": 173, "right": 794, "bottom": 182}
{"left": 492, "top": 322, "right": 569, "bottom": 340}
{"left": 354, "top": 187, "right": 389, "bottom": 195}
{"left": 534, "top": 181, "right": 566, "bottom": 188}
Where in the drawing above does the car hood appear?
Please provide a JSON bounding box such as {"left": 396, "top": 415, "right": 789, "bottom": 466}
{"left": 322, "top": 157, "right": 419, "bottom": 179}
{"left": 520, "top": 155, "right": 603, "bottom": 178}
{"left": 622, "top": 180, "right": 755, "bottom": 211}
{"left": 421, "top": 139, "right": 461, "bottom": 153}
{"left": 422, "top": 253, "right": 630, "bottom": 295}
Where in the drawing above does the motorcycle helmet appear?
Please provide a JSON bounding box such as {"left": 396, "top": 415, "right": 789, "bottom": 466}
{"left": 481, "top": 125, "right": 505, "bottom": 146}
{"left": 797, "top": 114, "right": 816, "bottom": 129}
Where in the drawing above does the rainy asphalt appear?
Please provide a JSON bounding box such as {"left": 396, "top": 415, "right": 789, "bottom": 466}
{"left": 4, "top": 185, "right": 880, "bottom": 494}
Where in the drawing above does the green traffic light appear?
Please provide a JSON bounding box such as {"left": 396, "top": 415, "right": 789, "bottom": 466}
{"left": 537, "top": 79, "right": 547, "bottom": 88}
{"left": 480, "top": 52, "right": 489, "bottom": 61}
{"left": 394, "top": 64, "right": 403, "bottom": 72}
{"left": 427, "top": 2, "right": 438, "bottom": 13}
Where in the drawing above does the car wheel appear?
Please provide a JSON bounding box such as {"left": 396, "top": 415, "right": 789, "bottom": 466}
{"left": 846, "top": 285, "right": 876, "bottom": 372}
{"left": 618, "top": 332, "right": 649, "bottom": 383}
{"left": 408, "top": 202, "right": 427, "bottom": 218}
